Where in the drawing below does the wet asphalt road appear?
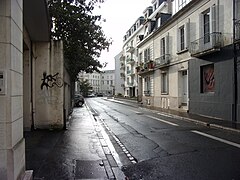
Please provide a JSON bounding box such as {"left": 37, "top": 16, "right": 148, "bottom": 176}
{"left": 86, "top": 97, "right": 240, "bottom": 180}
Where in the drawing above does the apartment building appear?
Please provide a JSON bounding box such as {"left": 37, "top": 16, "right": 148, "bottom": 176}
{"left": 115, "top": 52, "right": 125, "bottom": 96}
{"left": 78, "top": 71, "right": 101, "bottom": 94}
{"left": 122, "top": 0, "right": 240, "bottom": 122}
{"left": 122, "top": 17, "right": 145, "bottom": 97}
{"left": 78, "top": 70, "right": 115, "bottom": 95}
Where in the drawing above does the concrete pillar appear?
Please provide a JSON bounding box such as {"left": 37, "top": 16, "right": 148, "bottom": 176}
{"left": 0, "top": 0, "right": 26, "bottom": 179}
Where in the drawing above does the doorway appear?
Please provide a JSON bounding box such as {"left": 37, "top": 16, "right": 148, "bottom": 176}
{"left": 182, "top": 70, "right": 188, "bottom": 106}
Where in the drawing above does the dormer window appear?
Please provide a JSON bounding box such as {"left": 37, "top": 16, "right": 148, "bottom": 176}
{"left": 153, "top": 3, "right": 157, "bottom": 11}
{"left": 144, "top": 13, "right": 148, "bottom": 19}
{"left": 179, "top": 0, "right": 187, "bottom": 10}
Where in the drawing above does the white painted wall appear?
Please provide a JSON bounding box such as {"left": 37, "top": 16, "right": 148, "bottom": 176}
{"left": 34, "top": 41, "right": 65, "bottom": 129}
{"left": 0, "top": 0, "right": 25, "bottom": 179}
{"left": 114, "top": 52, "right": 125, "bottom": 95}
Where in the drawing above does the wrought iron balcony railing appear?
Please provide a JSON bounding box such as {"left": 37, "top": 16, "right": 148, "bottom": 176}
{"left": 189, "top": 32, "right": 223, "bottom": 57}
{"left": 126, "top": 46, "right": 135, "bottom": 53}
{"left": 144, "top": 90, "right": 151, "bottom": 96}
{"left": 155, "top": 54, "right": 170, "bottom": 66}
{"left": 126, "top": 58, "right": 135, "bottom": 65}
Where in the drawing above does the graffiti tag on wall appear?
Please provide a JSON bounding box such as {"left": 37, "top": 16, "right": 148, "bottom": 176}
{"left": 202, "top": 64, "right": 215, "bottom": 93}
{"left": 41, "top": 72, "right": 63, "bottom": 90}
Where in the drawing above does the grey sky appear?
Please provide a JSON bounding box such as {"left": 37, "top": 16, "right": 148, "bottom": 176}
{"left": 95, "top": 0, "right": 151, "bottom": 70}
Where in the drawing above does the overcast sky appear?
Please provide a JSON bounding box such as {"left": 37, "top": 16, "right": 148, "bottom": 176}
{"left": 94, "top": 0, "right": 151, "bottom": 70}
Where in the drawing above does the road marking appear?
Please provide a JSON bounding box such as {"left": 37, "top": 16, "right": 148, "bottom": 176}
{"left": 130, "top": 110, "right": 142, "bottom": 114}
{"left": 146, "top": 115, "right": 179, "bottom": 126}
{"left": 191, "top": 130, "right": 240, "bottom": 149}
{"left": 157, "top": 112, "right": 173, "bottom": 118}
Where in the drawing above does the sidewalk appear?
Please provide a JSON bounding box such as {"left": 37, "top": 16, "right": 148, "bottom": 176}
{"left": 25, "top": 105, "right": 125, "bottom": 180}
{"left": 110, "top": 97, "right": 240, "bottom": 133}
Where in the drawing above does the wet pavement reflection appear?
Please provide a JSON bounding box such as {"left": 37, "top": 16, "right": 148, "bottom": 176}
{"left": 25, "top": 105, "right": 124, "bottom": 180}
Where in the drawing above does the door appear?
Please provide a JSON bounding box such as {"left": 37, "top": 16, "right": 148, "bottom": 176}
{"left": 182, "top": 70, "right": 188, "bottom": 105}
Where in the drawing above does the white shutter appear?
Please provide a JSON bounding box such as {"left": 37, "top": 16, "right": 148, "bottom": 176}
{"left": 211, "top": 5, "right": 217, "bottom": 33}
{"left": 211, "top": 5, "right": 218, "bottom": 46}
{"left": 185, "top": 19, "right": 190, "bottom": 49}
{"left": 165, "top": 33, "right": 170, "bottom": 62}
{"left": 177, "top": 28, "right": 180, "bottom": 52}
{"left": 199, "top": 13, "right": 203, "bottom": 38}
{"left": 166, "top": 33, "right": 169, "bottom": 55}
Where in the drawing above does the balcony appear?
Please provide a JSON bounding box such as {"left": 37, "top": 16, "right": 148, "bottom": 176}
{"left": 120, "top": 55, "right": 125, "bottom": 62}
{"left": 127, "top": 82, "right": 134, "bottom": 87}
{"left": 120, "top": 72, "right": 125, "bottom": 78}
{"left": 138, "top": 61, "right": 155, "bottom": 75}
{"left": 155, "top": 54, "right": 170, "bottom": 67}
{"left": 120, "top": 62, "right": 125, "bottom": 70}
{"left": 126, "top": 46, "right": 135, "bottom": 53}
{"left": 189, "top": 32, "right": 223, "bottom": 57}
{"left": 127, "top": 58, "right": 135, "bottom": 65}
{"left": 144, "top": 90, "right": 151, "bottom": 96}
{"left": 127, "top": 70, "right": 135, "bottom": 76}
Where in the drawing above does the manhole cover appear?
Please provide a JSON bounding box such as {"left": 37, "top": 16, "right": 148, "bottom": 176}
{"left": 75, "top": 160, "right": 107, "bottom": 179}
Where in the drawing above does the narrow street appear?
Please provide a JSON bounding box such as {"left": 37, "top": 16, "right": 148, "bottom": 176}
{"left": 86, "top": 97, "right": 240, "bottom": 180}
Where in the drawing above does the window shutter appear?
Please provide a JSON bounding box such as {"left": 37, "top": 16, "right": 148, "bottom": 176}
{"left": 165, "top": 33, "right": 170, "bottom": 61}
{"left": 160, "top": 38, "right": 164, "bottom": 55}
{"left": 185, "top": 19, "right": 190, "bottom": 49}
{"left": 147, "top": 48, "right": 150, "bottom": 61}
{"left": 177, "top": 28, "right": 180, "bottom": 52}
{"left": 211, "top": 5, "right": 217, "bottom": 33}
{"left": 199, "top": 13, "right": 203, "bottom": 38}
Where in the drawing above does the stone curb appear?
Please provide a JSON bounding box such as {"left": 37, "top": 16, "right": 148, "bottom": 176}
{"left": 85, "top": 103, "right": 126, "bottom": 180}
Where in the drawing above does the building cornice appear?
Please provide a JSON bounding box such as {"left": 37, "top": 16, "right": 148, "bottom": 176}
{"left": 137, "top": 0, "right": 199, "bottom": 48}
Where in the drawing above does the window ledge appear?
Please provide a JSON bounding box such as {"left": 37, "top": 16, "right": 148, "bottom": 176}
{"left": 177, "top": 48, "right": 188, "bottom": 54}
{"left": 200, "top": 92, "right": 215, "bottom": 95}
{"left": 161, "top": 93, "right": 169, "bottom": 95}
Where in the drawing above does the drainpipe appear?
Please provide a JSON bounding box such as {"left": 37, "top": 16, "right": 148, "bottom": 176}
{"left": 30, "top": 42, "right": 35, "bottom": 130}
{"left": 233, "top": 0, "right": 238, "bottom": 123}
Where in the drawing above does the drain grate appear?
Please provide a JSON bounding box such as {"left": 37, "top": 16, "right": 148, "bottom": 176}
{"left": 75, "top": 160, "right": 107, "bottom": 179}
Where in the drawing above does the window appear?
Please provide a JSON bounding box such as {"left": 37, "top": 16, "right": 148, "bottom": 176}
{"left": 161, "top": 37, "right": 166, "bottom": 57}
{"left": 144, "top": 48, "right": 150, "bottom": 62}
{"left": 177, "top": 22, "right": 189, "bottom": 52}
{"left": 180, "top": 26, "right": 185, "bottom": 51}
{"left": 201, "top": 64, "right": 215, "bottom": 93}
{"left": 144, "top": 76, "right": 151, "bottom": 96}
{"left": 139, "top": 53, "right": 143, "bottom": 63}
{"left": 203, "top": 9, "right": 210, "bottom": 43}
{"left": 161, "top": 72, "right": 168, "bottom": 94}
{"left": 179, "top": 0, "right": 187, "bottom": 10}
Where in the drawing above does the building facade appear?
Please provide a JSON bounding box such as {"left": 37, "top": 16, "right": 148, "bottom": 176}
{"left": 77, "top": 70, "right": 115, "bottom": 96}
{"left": 114, "top": 52, "right": 125, "bottom": 96}
{"left": 121, "top": 0, "right": 240, "bottom": 123}
{"left": 122, "top": 17, "right": 145, "bottom": 98}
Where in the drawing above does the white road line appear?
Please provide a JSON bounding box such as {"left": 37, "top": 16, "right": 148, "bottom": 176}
{"left": 146, "top": 115, "right": 179, "bottom": 126}
{"left": 157, "top": 113, "right": 172, "bottom": 118}
{"left": 130, "top": 110, "right": 141, "bottom": 114}
{"left": 191, "top": 130, "right": 240, "bottom": 149}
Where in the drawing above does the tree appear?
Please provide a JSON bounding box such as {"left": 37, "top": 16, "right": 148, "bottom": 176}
{"left": 78, "top": 79, "right": 92, "bottom": 97}
{"left": 48, "top": 0, "right": 112, "bottom": 81}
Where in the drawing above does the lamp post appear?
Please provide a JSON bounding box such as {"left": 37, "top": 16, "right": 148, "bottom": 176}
{"left": 233, "top": 0, "right": 238, "bottom": 123}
